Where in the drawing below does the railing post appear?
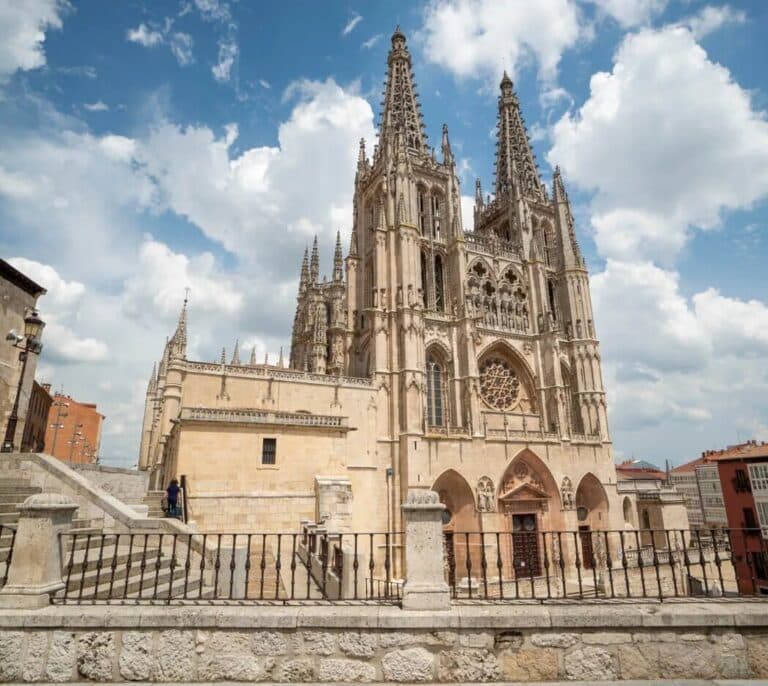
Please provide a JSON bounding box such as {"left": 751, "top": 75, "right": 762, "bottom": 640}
{"left": 401, "top": 489, "right": 451, "bottom": 610}
{"left": 0, "top": 493, "right": 77, "bottom": 608}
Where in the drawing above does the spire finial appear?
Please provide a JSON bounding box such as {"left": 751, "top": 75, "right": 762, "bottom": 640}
{"left": 441, "top": 123, "right": 453, "bottom": 165}
{"left": 357, "top": 138, "right": 367, "bottom": 169}
{"left": 391, "top": 25, "right": 406, "bottom": 47}
{"left": 220, "top": 347, "right": 226, "bottom": 365}
{"left": 310, "top": 235, "right": 319, "bottom": 284}
{"left": 230, "top": 339, "right": 241, "bottom": 365}
{"left": 475, "top": 177, "right": 484, "bottom": 208}
{"left": 250, "top": 345, "right": 257, "bottom": 365}
{"left": 348, "top": 226, "right": 359, "bottom": 257}
{"left": 278, "top": 346, "right": 284, "bottom": 367}
{"left": 333, "top": 230, "right": 343, "bottom": 282}
{"left": 299, "top": 246, "right": 309, "bottom": 293}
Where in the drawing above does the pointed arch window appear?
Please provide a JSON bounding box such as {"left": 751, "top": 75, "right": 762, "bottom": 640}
{"left": 420, "top": 251, "right": 428, "bottom": 307}
{"left": 431, "top": 195, "right": 441, "bottom": 240}
{"left": 426, "top": 354, "right": 445, "bottom": 427}
{"left": 542, "top": 225, "right": 552, "bottom": 266}
{"left": 434, "top": 255, "right": 445, "bottom": 312}
{"left": 547, "top": 280, "right": 557, "bottom": 322}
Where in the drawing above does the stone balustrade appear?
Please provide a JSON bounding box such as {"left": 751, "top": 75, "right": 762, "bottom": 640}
{"left": 179, "top": 407, "right": 349, "bottom": 430}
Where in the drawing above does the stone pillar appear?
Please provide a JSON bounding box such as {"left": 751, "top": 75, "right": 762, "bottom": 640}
{"left": 401, "top": 489, "right": 451, "bottom": 611}
{"left": 315, "top": 476, "right": 353, "bottom": 533}
{"left": 0, "top": 493, "right": 77, "bottom": 608}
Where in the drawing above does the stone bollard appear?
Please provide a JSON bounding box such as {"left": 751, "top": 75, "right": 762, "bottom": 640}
{"left": 401, "top": 489, "right": 451, "bottom": 611}
{"left": 0, "top": 493, "right": 77, "bottom": 608}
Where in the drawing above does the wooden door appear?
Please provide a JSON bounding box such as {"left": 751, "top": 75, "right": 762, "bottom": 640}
{"left": 579, "top": 525, "right": 594, "bottom": 570}
{"left": 512, "top": 514, "right": 540, "bottom": 577}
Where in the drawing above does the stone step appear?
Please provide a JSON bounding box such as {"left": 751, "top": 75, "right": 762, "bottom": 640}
{"left": 60, "top": 571, "right": 207, "bottom": 601}
{"left": 0, "top": 512, "right": 20, "bottom": 525}
{"left": 0, "top": 486, "right": 41, "bottom": 496}
{"left": 0, "top": 503, "right": 21, "bottom": 514}
{"left": 65, "top": 547, "right": 163, "bottom": 576}
{"left": 66, "top": 565, "right": 197, "bottom": 598}
{"left": 0, "top": 479, "right": 34, "bottom": 487}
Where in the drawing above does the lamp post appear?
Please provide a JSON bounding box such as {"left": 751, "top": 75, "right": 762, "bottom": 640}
{"left": 49, "top": 396, "right": 69, "bottom": 456}
{"left": 67, "top": 424, "right": 83, "bottom": 462}
{"left": 2, "top": 310, "right": 45, "bottom": 453}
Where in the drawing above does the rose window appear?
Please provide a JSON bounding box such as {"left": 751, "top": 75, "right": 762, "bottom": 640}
{"left": 479, "top": 357, "right": 520, "bottom": 410}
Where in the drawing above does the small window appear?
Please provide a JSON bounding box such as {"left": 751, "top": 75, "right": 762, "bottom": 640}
{"left": 262, "top": 438, "right": 276, "bottom": 465}
{"left": 744, "top": 507, "right": 758, "bottom": 529}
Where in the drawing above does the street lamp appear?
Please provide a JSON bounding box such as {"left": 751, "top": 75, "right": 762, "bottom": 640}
{"left": 49, "top": 397, "right": 69, "bottom": 455}
{"left": 67, "top": 423, "right": 83, "bottom": 462}
{"left": 2, "top": 309, "right": 45, "bottom": 452}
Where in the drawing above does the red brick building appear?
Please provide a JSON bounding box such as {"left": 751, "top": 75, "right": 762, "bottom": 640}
{"left": 43, "top": 392, "right": 104, "bottom": 464}
{"left": 20, "top": 381, "right": 53, "bottom": 452}
{"left": 706, "top": 442, "right": 768, "bottom": 594}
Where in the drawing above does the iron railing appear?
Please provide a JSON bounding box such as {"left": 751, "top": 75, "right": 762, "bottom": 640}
{"left": 55, "top": 530, "right": 402, "bottom": 604}
{"left": 445, "top": 528, "right": 768, "bottom": 602}
{"left": 0, "top": 524, "right": 16, "bottom": 589}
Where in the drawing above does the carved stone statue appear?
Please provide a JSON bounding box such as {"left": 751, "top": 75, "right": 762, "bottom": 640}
{"left": 476, "top": 476, "right": 495, "bottom": 513}
{"left": 561, "top": 476, "right": 574, "bottom": 510}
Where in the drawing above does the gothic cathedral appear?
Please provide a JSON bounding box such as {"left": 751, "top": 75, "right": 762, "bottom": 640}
{"left": 140, "top": 29, "right": 623, "bottom": 542}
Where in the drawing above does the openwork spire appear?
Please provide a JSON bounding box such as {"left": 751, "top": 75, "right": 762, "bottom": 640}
{"left": 299, "top": 246, "right": 309, "bottom": 294}
{"left": 333, "top": 230, "right": 343, "bottom": 282}
{"left": 250, "top": 345, "right": 257, "bottom": 365}
{"left": 169, "top": 290, "right": 189, "bottom": 359}
{"left": 495, "top": 71, "right": 544, "bottom": 201}
{"left": 441, "top": 123, "right": 453, "bottom": 165}
{"left": 552, "top": 167, "right": 583, "bottom": 268}
{"left": 348, "top": 226, "right": 359, "bottom": 257}
{"left": 379, "top": 27, "right": 427, "bottom": 153}
{"left": 231, "top": 339, "right": 240, "bottom": 365}
{"left": 147, "top": 362, "right": 157, "bottom": 393}
{"left": 310, "top": 235, "right": 319, "bottom": 285}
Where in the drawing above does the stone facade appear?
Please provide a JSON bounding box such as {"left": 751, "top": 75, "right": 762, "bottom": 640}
{"left": 0, "top": 259, "right": 46, "bottom": 451}
{"left": 138, "top": 29, "right": 687, "bottom": 547}
{"left": 0, "top": 603, "right": 767, "bottom": 682}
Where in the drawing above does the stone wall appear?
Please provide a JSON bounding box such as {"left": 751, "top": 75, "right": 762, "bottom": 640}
{"left": 69, "top": 463, "right": 149, "bottom": 506}
{"left": 1, "top": 603, "right": 767, "bottom": 682}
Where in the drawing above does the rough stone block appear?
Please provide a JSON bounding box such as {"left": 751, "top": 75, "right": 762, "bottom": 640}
{"left": 154, "top": 630, "right": 196, "bottom": 681}
{"left": 339, "top": 631, "right": 377, "bottom": 658}
{"left": 530, "top": 632, "right": 578, "bottom": 648}
{"left": 747, "top": 635, "right": 768, "bottom": 677}
{"left": 198, "top": 654, "right": 275, "bottom": 681}
{"left": 0, "top": 631, "right": 23, "bottom": 681}
{"left": 46, "top": 631, "right": 76, "bottom": 683}
{"left": 78, "top": 632, "right": 115, "bottom": 681}
{"left": 713, "top": 631, "right": 746, "bottom": 651}
{"left": 22, "top": 631, "right": 48, "bottom": 682}
{"left": 382, "top": 647, "right": 434, "bottom": 682}
{"left": 317, "top": 658, "right": 376, "bottom": 682}
{"left": 252, "top": 630, "right": 289, "bottom": 656}
{"left": 120, "top": 631, "right": 153, "bottom": 681}
{"left": 302, "top": 630, "right": 336, "bottom": 655}
{"left": 564, "top": 646, "right": 617, "bottom": 681}
{"left": 275, "top": 658, "right": 315, "bottom": 682}
{"left": 501, "top": 647, "right": 559, "bottom": 681}
{"left": 458, "top": 631, "right": 494, "bottom": 648}
{"left": 719, "top": 653, "right": 751, "bottom": 679}
{"left": 437, "top": 648, "right": 502, "bottom": 682}
{"left": 206, "top": 631, "right": 251, "bottom": 654}
{"left": 582, "top": 631, "right": 631, "bottom": 645}
{"left": 618, "top": 645, "right": 659, "bottom": 680}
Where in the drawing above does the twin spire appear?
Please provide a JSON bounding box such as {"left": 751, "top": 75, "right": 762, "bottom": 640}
{"left": 298, "top": 232, "right": 345, "bottom": 294}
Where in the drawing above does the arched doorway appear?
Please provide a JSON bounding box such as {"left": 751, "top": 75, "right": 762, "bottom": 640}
{"left": 432, "top": 470, "right": 480, "bottom": 588}
{"left": 575, "top": 473, "right": 609, "bottom": 569}
{"left": 497, "top": 450, "right": 561, "bottom": 578}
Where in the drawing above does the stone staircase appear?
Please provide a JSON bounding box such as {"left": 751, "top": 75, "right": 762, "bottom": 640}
{"left": 142, "top": 490, "right": 166, "bottom": 518}
{"left": 57, "top": 534, "right": 214, "bottom": 600}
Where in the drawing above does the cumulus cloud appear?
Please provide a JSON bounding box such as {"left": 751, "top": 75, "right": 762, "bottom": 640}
{"left": 0, "top": 0, "right": 67, "bottom": 81}
{"left": 420, "top": 0, "right": 582, "bottom": 82}
{"left": 212, "top": 37, "right": 237, "bottom": 82}
{"left": 7, "top": 258, "right": 109, "bottom": 363}
{"left": 549, "top": 26, "right": 768, "bottom": 263}
{"left": 83, "top": 101, "right": 109, "bottom": 112}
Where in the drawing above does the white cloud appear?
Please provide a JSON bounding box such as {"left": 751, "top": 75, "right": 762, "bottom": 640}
{"left": 587, "top": 0, "right": 667, "bottom": 27}
{"left": 122, "top": 238, "right": 243, "bottom": 326}
{"left": 362, "top": 34, "right": 382, "bottom": 49}
{"left": 6, "top": 257, "right": 109, "bottom": 363}
{"left": 682, "top": 5, "right": 746, "bottom": 39}
{"left": 193, "top": 0, "right": 231, "bottom": 23}
{"left": 549, "top": 26, "right": 768, "bottom": 263}
{"left": 342, "top": 13, "right": 363, "bottom": 36}
{"left": 258, "top": 78, "right": 271, "bottom": 89}
{"left": 135, "top": 79, "right": 376, "bottom": 269}
{"left": 83, "top": 100, "right": 109, "bottom": 112}
{"left": 169, "top": 32, "right": 194, "bottom": 66}
{"left": 592, "top": 260, "right": 768, "bottom": 443}
{"left": 126, "top": 23, "right": 194, "bottom": 67}
{"left": 212, "top": 37, "right": 237, "bottom": 82}
{"left": 0, "top": 0, "right": 67, "bottom": 81}
{"left": 126, "top": 23, "right": 163, "bottom": 47}
{"left": 420, "top": 0, "right": 582, "bottom": 82}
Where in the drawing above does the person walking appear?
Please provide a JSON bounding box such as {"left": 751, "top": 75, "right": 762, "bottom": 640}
{"left": 166, "top": 478, "right": 181, "bottom": 518}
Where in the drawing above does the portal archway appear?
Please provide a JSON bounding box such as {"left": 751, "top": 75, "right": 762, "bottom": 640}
{"left": 575, "top": 473, "right": 610, "bottom": 569}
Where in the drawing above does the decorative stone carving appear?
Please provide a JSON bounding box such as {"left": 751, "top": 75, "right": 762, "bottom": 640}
{"left": 561, "top": 476, "right": 574, "bottom": 510}
{"left": 476, "top": 476, "right": 495, "bottom": 513}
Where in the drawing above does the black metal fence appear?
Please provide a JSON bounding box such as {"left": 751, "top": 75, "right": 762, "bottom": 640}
{"left": 445, "top": 528, "right": 768, "bottom": 601}
{"left": 55, "top": 530, "right": 403, "bottom": 604}
{"left": 0, "top": 524, "right": 15, "bottom": 589}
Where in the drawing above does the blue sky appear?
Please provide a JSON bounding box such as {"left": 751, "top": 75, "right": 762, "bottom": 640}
{"left": 1, "top": 0, "right": 767, "bottom": 467}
